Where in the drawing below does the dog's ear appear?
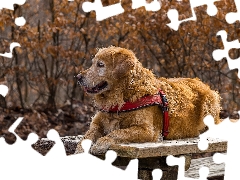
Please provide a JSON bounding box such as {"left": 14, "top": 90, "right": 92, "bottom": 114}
{"left": 112, "top": 59, "right": 135, "bottom": 79}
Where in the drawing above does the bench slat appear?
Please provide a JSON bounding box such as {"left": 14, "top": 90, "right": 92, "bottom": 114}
{"left": 110, "top": 137, "right": 227, "bottom": 158}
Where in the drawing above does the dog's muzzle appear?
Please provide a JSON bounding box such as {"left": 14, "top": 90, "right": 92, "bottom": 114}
{"left": 76, "top": 74, "right": 83, "bottom": 86}
{"left": 76, "top": 73, "right": 108, "bottom": 94}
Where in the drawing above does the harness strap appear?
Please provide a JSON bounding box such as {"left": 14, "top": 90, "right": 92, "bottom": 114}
{"left": 100, "top": 90, "right": 170, "bottom": 138}
{"left": 159, "top": 90, "right": 170, "bottom": 138}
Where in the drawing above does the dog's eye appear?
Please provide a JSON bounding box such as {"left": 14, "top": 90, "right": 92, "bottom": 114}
{"left": 97, "top": 61, "right": 105, "bottom": 68}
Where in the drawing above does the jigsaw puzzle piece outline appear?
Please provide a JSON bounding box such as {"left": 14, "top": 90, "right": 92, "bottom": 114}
{"left": 225, "top": 0, "right": 240, "bottom": 24}
{"left": 68, "top": 139, "right": 139, "bottom": 180}
{"left": 15, "top": 16, "right": 26, "bottom": 26}
{"left": 152, "top": 168, "right": 163, "bottom": 180}
{"left": 167, "top": 155, "right": 209, "bottom": 180}
{"left": 213, "top": 152, "right": 226, "bottom": 164}
{"left": 82, "top": 0, "right": 124, "bottom": 21}
{"left": 1, "top": 125, "right": 139, "bottom": 180}
{"left": 167, "top": 0, "right": 220, "bottom": 31}
{"left": 0, "top": 0, "right": 26, "bottom": 10}
{"left": 212, "top": 30, "right": 240, "bottom": 78}
{"left": 0, "top": 85, "right": 8, "bottom": 98}
{"left": 0, "top": 130, "right": 42, "bottom": 180}
{"left": 0, "top": 42, "right": 21, "bottom": 58}
{"left": 198, "top": 113, "right": 240, "bottom": 180}
{"left": 0, "top": 0, "right": 26, "bottom": 27}
{"left": 131, "top": 0, "right": 161, "bottom": 12}
{"left": 45, "top": 129, "right": 67, "bottom": 156}
{"left": 198, "top": 115, "right": 230, "bottom": 151}
{"left": 0, "top": 85, "right": 18, "bottom": 144}
{"left": 0, "top": 117, "right": 41, "bottom": 159}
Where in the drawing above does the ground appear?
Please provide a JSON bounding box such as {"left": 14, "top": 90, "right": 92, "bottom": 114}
{"left": 0, "top": 100, "right": 95, "bottom": 143}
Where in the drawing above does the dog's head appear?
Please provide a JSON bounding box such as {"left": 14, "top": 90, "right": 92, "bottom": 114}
{"left": 76, "top": 46, "right": 136, "bottom": 95}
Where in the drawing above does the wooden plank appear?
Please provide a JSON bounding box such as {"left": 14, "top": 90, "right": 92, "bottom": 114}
{"left": 33, "top": 136, "right": 227, "bottom": 158}
{"left": 110, "top": 137, "right": 227, "bottom": 158}
{"left": 186, "top": 155, "right": 225, "bottom": 178}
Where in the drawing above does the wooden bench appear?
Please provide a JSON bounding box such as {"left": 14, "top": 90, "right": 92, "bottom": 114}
{"left": 33, "top": 136, "right": 227, "bottom": 180}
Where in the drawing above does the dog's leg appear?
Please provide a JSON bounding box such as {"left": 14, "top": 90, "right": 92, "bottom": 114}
{"left": 201, "top": 91, "right": 221, "bottom": 125}
{"left": 90, "top": 126, "right": 155, "bottom": 155}
{"left": 75, "top": 113, "right": 104, "bottom": 154}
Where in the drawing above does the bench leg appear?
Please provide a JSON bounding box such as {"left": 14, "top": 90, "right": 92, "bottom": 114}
{"left": 113, "top": 155, "right": 191, "bottom": 180}
{"left": 138, "top": 157, "right": 179, "bottom": 180}
{"left": 138, "top": 166, "right": 178, "bottom": 180}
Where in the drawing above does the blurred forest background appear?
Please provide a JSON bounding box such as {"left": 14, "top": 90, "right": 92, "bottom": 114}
{"left": 0, "top": 0, "right": 240, "bottom": 143}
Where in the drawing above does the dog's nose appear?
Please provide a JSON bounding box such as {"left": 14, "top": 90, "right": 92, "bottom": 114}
{"left": 76, "top": 74, "right": 83, "bottom": 81}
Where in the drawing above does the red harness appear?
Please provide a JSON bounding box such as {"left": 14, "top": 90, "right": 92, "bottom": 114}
{"left": 100, "top": 90, "right": 170, "bottom": 138}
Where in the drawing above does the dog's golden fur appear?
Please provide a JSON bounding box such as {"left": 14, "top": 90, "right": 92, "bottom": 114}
{"left": 75, "top": 46, "right": 221, "bottom": 154}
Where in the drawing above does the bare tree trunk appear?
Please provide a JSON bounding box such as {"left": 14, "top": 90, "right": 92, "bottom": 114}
{"left": 46, "top": 87, "right": 57, "bottom": 112}
{"left": 13, "top": 5, "right": 24, "bottom": 109}
{"left": 0, "top": 95, "right": 6, "bottom": 110}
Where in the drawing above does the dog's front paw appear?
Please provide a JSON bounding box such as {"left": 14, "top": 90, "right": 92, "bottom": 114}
{"left": 74, "top": 140, "right": 84, "bottom": 154}
{"left": 90, "top": 137, "right": 114, "bottom": 155}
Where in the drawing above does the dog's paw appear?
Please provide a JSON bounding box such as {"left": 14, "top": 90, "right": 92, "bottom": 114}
{"left": 74, "top": 140, "right": 85, "bottom": 154}
{"left": 90, "top": 137, "right": 114, "bottom": 155}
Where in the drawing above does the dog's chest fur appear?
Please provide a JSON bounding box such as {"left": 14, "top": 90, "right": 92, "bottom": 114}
{"left": 100, "top": 112, "right": 134, "bottom": 135}
{"left": 101, "top": 115, "right": 120, "bottom": 135}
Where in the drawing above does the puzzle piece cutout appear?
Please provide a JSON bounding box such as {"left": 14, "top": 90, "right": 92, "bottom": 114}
{"left": 0, "top": 0, "right": 26, "bottom": 10}
{"left": 198, "top": 114, "right": 240, "bottom": 180}
{"left": 0, "top": 85, "right": 8, "bottom": 97}
{"left": 82, "top": 0, "right": 124, "bottom": 21}
{"left": 0, "top": 0, "right": 26, "bottom": 56}
{"left": 167, "top": 155, "right": 209, "bottom": 180}
{"left": 212, "top": 30, "right": 240, "bottom": 78}
{"left": 0, "top": 0, "right": 26, "bottom": 26}
{"left": 167, "top": 0, "right": 220, "bottom": 30}
{"left": 0, "top": 116, "right": 139, "bottom": 180}
{"left": 0, "top": 85, "right": 19, "bottom": 144}
{"left": 131, "top": 0, "right": 161, "bottom": 12}
{"left": 82, "top": 0, "right": 162, "bottom": 21}
{"left": 152, "top": 168, "right": 163, "bottom": 180}
{"left": 0, "top": 42, "right": 21, "bottom": 58}
{"left": 225, "top": 0, "right": 240, "bottom": 24}
{"left": 0, "top": 0, "right": 240, "bottom": 178}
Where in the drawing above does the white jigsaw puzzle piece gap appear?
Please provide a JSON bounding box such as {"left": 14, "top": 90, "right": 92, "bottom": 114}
{"left": 124, "top": 159, "right": 139, "bottom": 180}
{"left": 15, "top": 17, "right": 26, "bottom": 26}
{"left": 105, "top": 150, "right": 117, "bottom": 164}
{"left": 1, "top": 0, "right": 239, "bottom": 180}
{"left": 8, "top": 117, "right": 24, "bottom": 135}
{"left": 132, "top": 0, "right": 161, "bottom": 12}
{"left": 213, "top": 153, "right": 226, "bottom": 164}
{"left": 199, "top": 115, "right": 231, "bottom": 141}
{"left": 0, "top": 118, "right": 43, "bottom": 180}
{"left": 0, "top": 1, "right": 26, "bottom": 26}
{"left": 212, "top": 30, "right": 240, "bottom": 78}
{"left": 81, "top": 139, "right": 92, "bottom": 153}
{"left": 71, "top": 139, "right": 139, "bottom": 180}
{"left": 224, "top": 130, "right": 240, "bottom": 180}
{"left": 152, "top": 168, "right": 163, "bottom": 180}
{"left": 0, "top": 85, "right": 8, "bottom": 97}
{"left": 82, "top": 0, "right": 124, "bottom": 21}
{"left": 167, "top": 155, "right": 209, "bottom": 180}
{"left": 26, "top": 132, "right": 39, "bottom": 146}
{"left": 167, "top": 0, "right": 219, "bottom": 30}
{"left": 199, "top": 113, "right": 240, "bottom": 180}
{"left": 0, "top": 42, "right": 21, "bottom": 58}
{"left": 46, "top": 129, "right": 66, "bottom": 156}
{"left": 225, "top": 0, "right": 240, "bottom": 24}
{"left": 0, "top": 0, "right": 26, "bottom": 10}
{"left": 167, "top": 155, "right": 185, "bottom": 179}
{"left": 198, "top": 167, "right": 209, "bottom": 180}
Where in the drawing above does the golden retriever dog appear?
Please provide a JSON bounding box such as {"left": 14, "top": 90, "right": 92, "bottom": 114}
{"left": 75, "top": 46, "right": 221, "bottom": 155}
